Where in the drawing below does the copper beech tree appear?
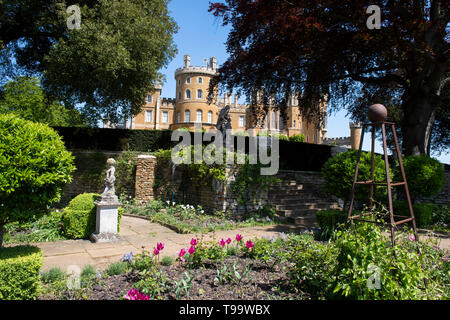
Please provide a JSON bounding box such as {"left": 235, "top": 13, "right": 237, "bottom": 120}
{"left": 208, "top": 0, "right": 449, "bottom": 155}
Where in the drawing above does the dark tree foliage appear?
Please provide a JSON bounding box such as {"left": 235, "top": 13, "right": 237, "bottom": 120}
{"left": 208, "top": 0, "right": 449, "bottom": 156}
{"left": 0, "top": 0, "right": 178, "bottom": 123}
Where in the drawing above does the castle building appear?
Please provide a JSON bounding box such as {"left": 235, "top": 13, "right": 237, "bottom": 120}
{"left": 129, "top": 55, "right": 328, "bottom": 144}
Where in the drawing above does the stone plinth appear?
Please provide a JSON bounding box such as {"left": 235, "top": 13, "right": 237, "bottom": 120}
{"left": 90, "top": 198, "right": 121, "bottom": 243}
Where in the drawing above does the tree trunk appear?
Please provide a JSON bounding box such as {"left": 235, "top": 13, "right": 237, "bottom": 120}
{"left": 0, "top": 224, "right": 4, "bottom": 250}
{"left": 401, "top": 92, "right": 435, "bottom": 156}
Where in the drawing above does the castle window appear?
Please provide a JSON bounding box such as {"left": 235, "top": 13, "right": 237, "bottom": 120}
{"left": 293, "top": 120, "right": 296, "bottom": 128}
{"left": 239, "top": 115, "right": 245, "bottom": 127}
{"left": 186, "top": 77, "right": 191, "bottom": 84}
{"left": 208, "top": 111, "right": 212, "bottom": 123}
{"left": 196, "top": 110, "right": 202, "bottom": 122}
{"left": 178, "top": 92, "right": 181, "bottom": 100}
{"left": 178, "top": 79, "right": 181, "bottom": 86}
{"left": 186, "top": 89, "right": 191, "bottom": 99}
{"left": 177, "top": 112, "right": 181, "bottom": 123}
{"left": 185, "top": 110, "right": 190, "bottom": 122}
{"left": 197, "top": 89, "right": 203, "bottom": 99}
{"left": 162, "top": 111, "right": 169, "bottom": 123}
{"left": 145, "top": 110, "right": 153, "bottom": 123}
{"left": 147, "top": 95, "right": 152, "bottom": 103}
{"left": 198, "top": 77, "right": 203, "bottom": 84}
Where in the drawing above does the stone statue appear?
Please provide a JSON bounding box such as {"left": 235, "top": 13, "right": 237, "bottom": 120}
{"left": 216, "top": 105, "right": 232, "bottom": 144}
{"left": 100, "top": 158, "right": 118, "bottom": 202}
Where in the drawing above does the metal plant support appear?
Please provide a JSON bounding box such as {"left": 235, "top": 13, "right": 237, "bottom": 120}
{"left": 346, "top": 104, "right": 419, "bottom": 247}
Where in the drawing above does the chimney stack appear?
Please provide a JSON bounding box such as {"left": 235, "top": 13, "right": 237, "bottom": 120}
{"left": 184, "top": 54, "right": 191, "bottom": 68}
{"left": 349, "top": 122, "right": 362, "bottom": 150}
{"left": 209, "top": 57, "right": 217, "bottom": 70}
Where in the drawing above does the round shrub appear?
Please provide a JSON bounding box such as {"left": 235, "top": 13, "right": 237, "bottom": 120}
{"left": 0, "top": 114, "right": 75, "bottom": 248}
{"left": 398, "top": 155, "right": 445, "bottom": 201}
{"left": 0, "top": 245, "right": 43, "bottom": 300}
{"left": 321, "top": 150, "right": 388, "bottom": 208}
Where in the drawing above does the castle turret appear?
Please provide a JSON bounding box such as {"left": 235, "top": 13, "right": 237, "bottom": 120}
{"left": 172, "top": 55, "right": 219, "bottom": 131}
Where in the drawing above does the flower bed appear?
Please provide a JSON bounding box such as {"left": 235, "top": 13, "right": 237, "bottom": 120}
{"left": 37, "top": 224, "right": 450, "bottom": 300}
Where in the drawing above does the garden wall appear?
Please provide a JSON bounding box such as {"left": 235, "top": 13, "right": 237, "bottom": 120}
{"left": 57, "top": 150, "right": 123, "bottom": 207}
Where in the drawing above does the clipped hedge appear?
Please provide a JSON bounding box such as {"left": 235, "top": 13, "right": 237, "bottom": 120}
{"left": 61, "top": 193, "right": 124, "bottom": 239}
{"left": 52, "top": 126, "right": 174, "bottom": 152}
{"left": 61, "top": 193, "right": 98, "bottom": 239}
{"left": 0, "top": 245, "right": 43, "bottom": 300}
{"left": 393, "top": 201, "right": 437, "bottom": 228}
{"left": 315, "top": 209, "right": 348, "bottom": 232}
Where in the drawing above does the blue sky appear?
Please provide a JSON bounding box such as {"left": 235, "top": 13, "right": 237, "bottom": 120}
{"left": 160, "top": 0, "right": 449, "bottom": 164}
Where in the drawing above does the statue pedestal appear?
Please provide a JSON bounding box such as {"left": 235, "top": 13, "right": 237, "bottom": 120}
{"left": 90, "top": 196, "right": 121, "bottom": 243}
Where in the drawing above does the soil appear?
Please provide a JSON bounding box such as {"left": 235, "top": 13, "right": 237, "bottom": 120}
{"left": 38, "top": 254, "right": 306, "bottom": 300}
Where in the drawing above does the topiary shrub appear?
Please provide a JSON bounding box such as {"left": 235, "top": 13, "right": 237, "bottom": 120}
{"left": 61, "top": 193, "right": 98, "bottom": 239}
{"left": 393, "top": 201, "right": 437, "bottom": 228}
{"left": 321, "top": 150, "right": 388, "bottom": 210}
{"left": 0, "top": 114, "right": 75, "bottom": 249}
{"left": 61, "top": 193, "right": 124, "bottom": 239}
{"left": 397, "top": 155, "right": 445, "bottom": 203}
{"left": 0, "top": 245, "right": 43, "bottom": 300}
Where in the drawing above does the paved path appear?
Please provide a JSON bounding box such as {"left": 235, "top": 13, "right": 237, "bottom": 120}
{"left": 33, "top": 216, "right": 309, "bottom": 271}
{"left": 8, "top": 215, "right": 448, "bottom": 272}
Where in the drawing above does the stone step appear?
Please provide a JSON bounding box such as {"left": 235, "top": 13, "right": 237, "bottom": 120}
{"left": 275, "top": 203, "right": 338, "bottom": 211}
{"left": 277, "top": 208, "right": 318, "bottom": 217}
{"left": 271, "top": 199, "right": 337, "bottom": 209}
{"left": 287, "top": 215, "right": 318, "bottom": 226}
{"left": 269, "top": 194, "right": 333, "bottom": 202}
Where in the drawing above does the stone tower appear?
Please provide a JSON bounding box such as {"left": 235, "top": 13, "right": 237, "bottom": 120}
{"left": 172, "top": 55, "right": 219, "bottom": 131}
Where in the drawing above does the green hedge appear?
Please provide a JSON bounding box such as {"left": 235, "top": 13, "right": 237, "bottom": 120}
{"left": 52, "top": 126, "right": 174, "bottom": 152}
{"left": 0, "top": 245, "right": 43, "bottom": 300}
{"left": 315, "top": 209, "right": 348, "bottom": 231}
{"left": 61, "top": 193, "right": 98, "bottom": 239}
{"left": 393, "top": 201, "right": 437, "bottom": 228}
{"left": 61, "top": 193, "right": 124, "bottom": 239}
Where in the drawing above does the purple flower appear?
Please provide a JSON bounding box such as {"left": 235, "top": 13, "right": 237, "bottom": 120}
{"left": 190, "top": 238, "right": 198, "bottom": 246}
{"left": 188, "top": 246, "right": 196, "bottom": 255}
{"left": 156, "top": 242, "right": 164, "bottom": 251}
{"left": 219, "top": 239, "right": 226, "bottom": 248}
{"left": 153, "top": 248, "right": 159, "bottom": 256}
{"left": 236, "top": 234, "right": 243, "bottom": 242}
{"left": 226, "top": 238, "right": 232, "bottom": 245}
{"left": 409, "top": 235, "right": 415, "bottom": 242}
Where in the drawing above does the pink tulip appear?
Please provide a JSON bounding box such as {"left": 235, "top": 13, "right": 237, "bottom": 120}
{"left": 226, "top": 238, "right": 232, "bottom": 245}
{"left": 246, "top": 240, "right": 254, "bottom": 251}
{"left": 190, "top": 238, "right": 198, "bottom": 246}
{"left": 188, "top": 246, "right": 196, "bottom": 255}
{"left": 219, "top": 239, "right": 226, "bottom": 248}
{"left": 236, "top": 234, "right": 243, "bottom": 242}
{"left": 178, "top": 248, "right": 186, "bottom": 262}
{"left": 156, "top": 242, "right": 164, "bottom": 251}
{"left": 153, "top": 248, "right": 159, "bottom": 256}
{"left": 123, "top": 289, "right": 150, "bottom": 300}
{"left": 409, "top": 235, "right": 415, "bottom": 241}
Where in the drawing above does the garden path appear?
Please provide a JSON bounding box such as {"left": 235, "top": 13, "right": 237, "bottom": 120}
{"left": 33, "top": 215, "right": 309, "bottom": 271}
